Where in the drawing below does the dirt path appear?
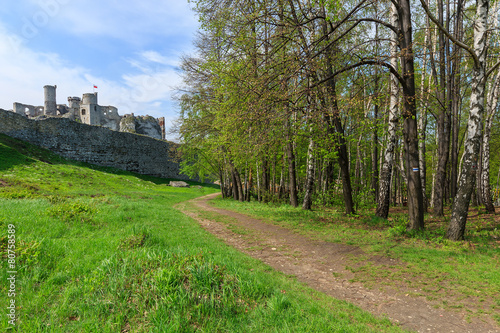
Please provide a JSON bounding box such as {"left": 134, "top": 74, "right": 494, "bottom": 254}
{"left": 177, "top": 193, "right": 499, "bottom": 333}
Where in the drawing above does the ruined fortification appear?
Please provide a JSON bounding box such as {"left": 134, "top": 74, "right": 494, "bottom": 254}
{"left": 0, "top": 109, "right": 189, "bottom": 180}
{"left": 0, "top": 85, "right": 190, "bottom": 180}
{"left": 12, "top": 85, "right": 166, "bottom": 140}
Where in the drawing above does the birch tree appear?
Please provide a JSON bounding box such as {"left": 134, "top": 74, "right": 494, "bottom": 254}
{"left": 421, "top": 0, "right": 496, "bottom": 239}
{"left": 376, "top": 4, "right": 399, "bottom": 219}
{"left": 481, "top": 71, "right": 500, "bottom": 212}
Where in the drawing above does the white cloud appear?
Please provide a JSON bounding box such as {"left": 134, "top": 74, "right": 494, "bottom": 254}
{"left": 0, "top": 1, "right": 196, "bottom": 140}
{"left": 0, "top": 25, "right": 91, "bottom": 107}
{"left": 111, "top": 51, "right": 183, "bottom": 117}
{"left": 141, "top": 51, "right": 179, "bottom": 67}
{"left": 22, "top": 0, "right": 198, "bottom": 45}
{"left": 0, "top": 24, "right": 181, "bottom": 123}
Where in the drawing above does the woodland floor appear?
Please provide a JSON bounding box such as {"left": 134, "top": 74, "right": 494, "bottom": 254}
{"left": 176, "top": 193, "right": 500, "bottom": 333}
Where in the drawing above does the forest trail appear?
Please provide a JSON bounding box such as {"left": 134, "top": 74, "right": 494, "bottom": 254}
{"left": 176, "top": 193, "right": 499, "bottom": 333}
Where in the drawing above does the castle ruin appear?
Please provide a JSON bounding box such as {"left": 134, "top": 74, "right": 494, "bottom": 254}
{"left": 11, "top": 85, "right": 166, "bottom": 141}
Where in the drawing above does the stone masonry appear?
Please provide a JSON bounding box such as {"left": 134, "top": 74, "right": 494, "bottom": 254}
{"left": 0, "top": 109, "right": 189, "bottom": 181}
{"left": 11, "top": 85, "right": 166, "bottom": 140}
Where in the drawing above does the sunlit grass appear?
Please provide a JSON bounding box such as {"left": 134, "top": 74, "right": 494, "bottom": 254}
{"left": 0, "top": 134, "right": 405, "bottom": 332}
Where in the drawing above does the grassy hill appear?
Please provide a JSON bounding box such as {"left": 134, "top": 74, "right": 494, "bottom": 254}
{"left": 0, "top": 133, "right": 404, "bottom": 332}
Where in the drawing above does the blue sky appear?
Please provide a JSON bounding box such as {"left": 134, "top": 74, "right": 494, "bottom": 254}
{"left": 0, "top": 0, "right": 199, "bottom": 140}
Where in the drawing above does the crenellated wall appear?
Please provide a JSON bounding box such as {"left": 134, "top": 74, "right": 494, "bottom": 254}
{"left": 0, "top": 109, "right": 189, "bottom": 180}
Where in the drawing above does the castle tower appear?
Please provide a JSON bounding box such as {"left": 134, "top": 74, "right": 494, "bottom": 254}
{"left": 44, "top": 85, "right": 57, "bottom": 116}
{"left": 80, "top": 92, "right": 100, "bottom": 125}
{"left": 158, "top": 117, "right": 166, "bottom": 140}
{"left": 68, "top": 96, "right": 81, "bottom": 109}
{"left": 82, "top": 92, "right": 98, "bottom": 105}
{"left": 13, "top": 103, "right": 25, "bottom": 115}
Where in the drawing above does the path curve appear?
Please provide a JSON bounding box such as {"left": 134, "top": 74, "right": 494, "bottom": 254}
{"left": 177, "top": 193, "right": 499, "bottom": 333}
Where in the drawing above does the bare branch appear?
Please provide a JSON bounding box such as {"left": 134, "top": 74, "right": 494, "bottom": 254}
{"left": 419, "top": 0, "right": 479, "bottom": 67}
{"left": 486, "top": 59, "right": 500, "bottom": 79}
{"left": 310, "top": 59, "right": 407, "bottom": 92}
{"left": 353, "top": 18, "right": 399, "bottom": 36}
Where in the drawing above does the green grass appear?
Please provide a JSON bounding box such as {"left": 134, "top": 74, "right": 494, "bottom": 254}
{"left": 0, "top": 134, "right": 406, "bottom": 332}
{"left": 210, "top": 197, "right": 500, "bottom": 322}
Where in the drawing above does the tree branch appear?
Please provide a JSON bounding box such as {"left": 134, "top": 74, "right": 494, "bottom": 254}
{"left": 389, "top": 0, "right": 400, "bottom": 10}
{"left": 419, "top": 0, "right": 479, "bottom": 67}
{"left": 486, "top": 59, "right": 500, "bottom": 79}
{"left": 310, "top": 59, "right": 407, "bottom": 92}
{"left": 353, "top": 18, "right": 399, "bottom": 36}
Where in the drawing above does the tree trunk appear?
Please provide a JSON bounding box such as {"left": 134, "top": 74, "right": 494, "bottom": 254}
{"left": 262, "top": 158, "right": 270, "bottom": 200}
{"left": 495, "top": 164, "right": 500, "bottom": 206}
{"left": 481, "top": 71, "right": 500, "bottom": 213}
{"left": 399, "top": 0, "right": 424, "bottom": 231}
{"left": 243, "top": 167, "right": 248, "bottom": 201}
{"left": 247, "top": 167, "right": 253, "bottom": 201}
{"left": 429, "top": 0, "right": 451, "bottom": 216}
{"left": 279, "top": 162, "right": 284, "bottom": 200}
{"left": 355, "top": 134, "right": 363, "bottom": 200}
{"left": 450, "top": 87, "right": 461, "bottom": 199}
{"left": 236, "top": 169, "right": 244, "bottom": 202}
{"left": 272, "top": 156, "right": 277, "bottom": 197}
{"left": 376, "top": 4, "right": 399, "bottom": 219}
{"left": 302, "top": 135, "right": 315, "bottom": 210}
{"left": 372, "top": 74, "right": 380, "bottom": 201}
{"left": 318, "top": 4, "right": 355, "bottom": 215}
{"left": 256, "top": 162, "right": 261, "bottom": 202}
{"left": 450, "top": 0, "right": 464, "bottom": 200}
{"left": 232, "top": 170, "right": 239, "bottom": 201}
{"left": 480, "top": 130, "right": 494, "bottom": 211}
{"left": 447, "top": 0, "right": 489, "bottom": 240}
{"left": 225, "top": 170, "right": 232, "bottom": 198}
{"left": 418, "top": 43, "right": 429, "bottom": 212}
{"left": 392, "top": 166, "right": 398, "bottom": 206}
{"left": 333, "top": 102, "right": 355, "bottom": 215}
{"left": 287, "top": 125, "right": 299, "bottom": 207}
{"left": 219, "top": 170, "right": 225, "bottom": 199}
{"left": 433, "top": 110, "right": 451, "bottom": 216}
{"left": 476, "top": 134, "right": 484, "bottom": 207}
{"left": 229, "top": 159, "right": 244, "bottom": 202}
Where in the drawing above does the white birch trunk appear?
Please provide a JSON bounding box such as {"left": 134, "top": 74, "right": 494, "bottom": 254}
{"left": 481, "top": 71, "right": 500, "bottom": 212}
{"left": 302, "top": 134, "right": 315, "bottom": 210}
{"left": 418, "top": 19, "right": 430, "bottom": 210}
{"left": 448, "top": 0, "right": 489, "bottom": 240}
{"left": 480, "top": 2, "right": 500, "bottom": 212}
{"left": 376, "top": 4, "right": 399, "bottom": 218}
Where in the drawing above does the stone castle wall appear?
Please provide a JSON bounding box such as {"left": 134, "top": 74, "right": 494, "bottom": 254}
{"left": 13, "top": 86, "right": 165, "bottom": 140}
{"left": 0, "top": 109, "right": 189, "bottom": 180}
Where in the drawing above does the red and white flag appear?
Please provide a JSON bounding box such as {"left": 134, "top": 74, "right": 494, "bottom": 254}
{"left": 93, "top": 85, "right": 98, "bottom": 89}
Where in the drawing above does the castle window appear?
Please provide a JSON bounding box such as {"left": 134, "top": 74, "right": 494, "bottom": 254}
{"left": 81, "top": 109, "right": 86, "bottom": 115}
{"left": 94, "top": 106, "right": 97, "bottom": 111}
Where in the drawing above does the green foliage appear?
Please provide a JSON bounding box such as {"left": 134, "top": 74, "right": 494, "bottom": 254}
{"left": 313, "top": 188, "right": 345, "bottom": 208}
{"left": 387, "top": 216, "right": 409, "bottom": 237}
